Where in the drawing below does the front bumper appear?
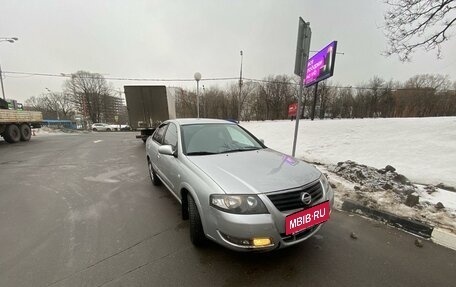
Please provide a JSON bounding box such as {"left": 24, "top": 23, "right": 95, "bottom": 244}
{"left": 205, "top": 183, "right": 334, "bottom": 252}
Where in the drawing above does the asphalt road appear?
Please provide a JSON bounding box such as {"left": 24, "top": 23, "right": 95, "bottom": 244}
{"left": 0, "top": 132, "right": 455, "bottom": 287}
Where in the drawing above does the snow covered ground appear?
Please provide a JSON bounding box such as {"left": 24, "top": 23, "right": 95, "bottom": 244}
{"left": 32, "top": 127, "right": 87, "bottom": 136}
{"left": 241, "top": 117, "right": 456, "bottom": 187}
{"left": 241, "top": 117, "right": 456, "bottom": 232}
{"left": 32, "top": 127, "right": 66, "bottom": 136}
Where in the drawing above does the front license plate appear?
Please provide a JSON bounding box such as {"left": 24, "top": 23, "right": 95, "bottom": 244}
{"left": 285, "top": 201, "right": 330, "bottom": 235}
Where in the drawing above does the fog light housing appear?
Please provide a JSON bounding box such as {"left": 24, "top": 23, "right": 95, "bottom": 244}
{"left": 220, "top": 232, "right": 273, "bottom": 248}
{"left": 253, "top": 237, "right": 272, "bottom": 246}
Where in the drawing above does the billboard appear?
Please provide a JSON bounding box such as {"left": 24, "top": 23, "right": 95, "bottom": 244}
{"left": 304, "top": 41, "right": 337, "bottom": 87}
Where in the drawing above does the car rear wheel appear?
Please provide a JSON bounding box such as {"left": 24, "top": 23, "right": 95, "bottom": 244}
{"left": 188, "top": 194, "right": 206, "bottom": 246}
{"left": 148, "top": 159, "right": 161, "bottom": 186}
{"left": 106, "top": 128, "right": 111, "bottom": 132}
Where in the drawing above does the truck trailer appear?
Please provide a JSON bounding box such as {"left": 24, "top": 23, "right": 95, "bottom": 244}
{"left": 0, "top": 105, "right": 43, "bottom": 143}
{"left": 124, "top": 85, "right": 176, "bottom": 142}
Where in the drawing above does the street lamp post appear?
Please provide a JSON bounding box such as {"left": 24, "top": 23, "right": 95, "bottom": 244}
{"left": 194, "top": 72, "right": 201, "bottom": 118}
{"left": 202, "top": 84, "right": 205, "bottom": 117}
{"left": 0, "top": 63, "right": 5, "bottom": 100}
{"left": 45, "top": 88, "right": 60, "bottom": 120}
{"left": 0, "top": 37, "right": 19, "bottom": 100}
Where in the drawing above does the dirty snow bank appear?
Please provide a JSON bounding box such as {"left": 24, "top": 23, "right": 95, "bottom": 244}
{"left": 321, "top": 161, "right": 456, "bottom": 233}
{"left": 33, "top": 126, "right": 86, "bottom": 136}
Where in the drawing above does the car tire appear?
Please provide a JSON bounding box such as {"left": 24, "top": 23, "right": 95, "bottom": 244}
{"left": 188, "top": 194, "right": 207, "bottom": 247}
{"left": 106, "top": 128, "right": 111, "bottom": 132}
{"left": 19, "top": 124, "right": 31, "bottom": 141}
{"left": 4, "top": 124, "right": 21, "bottom": 143}
{"left": 93, "top": 128, "right": 97, "bottom": 131}
{"left": 148, "top": 158, "right": 161, "bottom": 186}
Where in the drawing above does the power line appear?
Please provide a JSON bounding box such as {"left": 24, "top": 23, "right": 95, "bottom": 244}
{"left": 2, "top": 70, "right": 238, "bottom": 82}
{"left": 3, "top": 70, "right": 452, "bottom": 92}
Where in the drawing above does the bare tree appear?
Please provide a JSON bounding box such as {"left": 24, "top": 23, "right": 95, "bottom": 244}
{"left": 25, "top": 93, "right": 74, "bottom": 120}
{"left": 404, "top": 74, "right": 452, "bottom": 91}
{"left": 178, "top": 74, "right": 456, "bottom": 120}
{"left": 384, "top": 0, "right": 456, "bottom": 60}
{"left": 64, "top": 71, "right": 113, "bottom": 126}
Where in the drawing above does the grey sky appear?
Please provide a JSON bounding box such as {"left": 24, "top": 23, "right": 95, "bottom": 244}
{"left": 1, "top": 0, "right": 455, "bottom": 103}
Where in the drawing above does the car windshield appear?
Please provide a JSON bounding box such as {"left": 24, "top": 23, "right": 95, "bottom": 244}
{"left": 181, "top": 123, "right": 263, "bottom": 155}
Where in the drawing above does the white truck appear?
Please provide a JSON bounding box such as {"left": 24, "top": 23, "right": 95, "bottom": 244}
{"left": 124, "top": 85, "right": 176, "bottom": 142}
{"left": 0, "top": 100, "right": 43, "bottom": 143}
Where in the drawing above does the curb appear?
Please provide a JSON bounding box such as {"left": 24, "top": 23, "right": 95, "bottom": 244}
{"left": 341, "top": 200, "right": 433, "bottom": 238}
{"left": 341, "top": 200, "right": 456, "bottom": 251}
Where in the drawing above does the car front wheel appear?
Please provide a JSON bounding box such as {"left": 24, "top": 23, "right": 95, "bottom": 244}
{"left": 188, "top": 194, "right": 206, "bottom": 246}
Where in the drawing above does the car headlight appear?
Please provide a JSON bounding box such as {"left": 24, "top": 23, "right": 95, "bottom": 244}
{"left": 320, "top": 174, "right": 334, "bottom": 205}
{"left": 210, "top": 194, "right": 269, "bottom": 214}
{"left": 320, "top": 174, "right": 330, "bottom": 191}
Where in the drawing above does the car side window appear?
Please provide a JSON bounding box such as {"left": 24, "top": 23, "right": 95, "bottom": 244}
{"left": 163, "top": 123, "right": 178, "bottom": 151}
{"left": 152, "top": 124, "right": 168, "bottom": 144}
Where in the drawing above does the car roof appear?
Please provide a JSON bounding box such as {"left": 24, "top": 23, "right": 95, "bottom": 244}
{"left": 170, "top": 118, "right": 236, "bottom": 126}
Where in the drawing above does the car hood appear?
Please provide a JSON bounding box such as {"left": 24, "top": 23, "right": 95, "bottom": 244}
{"left": 187, "top": 148, "right": 321, "bottom": 194}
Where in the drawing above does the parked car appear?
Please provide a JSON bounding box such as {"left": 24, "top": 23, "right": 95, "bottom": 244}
{"left": 92, "top": 123, "right": 116, "bottom": 131}
{"left": 146, "top": 118, "right": 334, "bottom": 251}
{"left": 120, "top": 124, "right": 131, "bottom": 131}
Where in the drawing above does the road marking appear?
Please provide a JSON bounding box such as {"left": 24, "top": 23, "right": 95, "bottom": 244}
{"left": 432, "top": 228, "right": 456, "bottom": 251}
{"left": 94, "top": 140, "right": 103, "bottom": 143}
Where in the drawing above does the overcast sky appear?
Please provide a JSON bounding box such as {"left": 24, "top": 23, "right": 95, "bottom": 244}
{"left": 1, "top": 0, "right": 455, "bottom": 103}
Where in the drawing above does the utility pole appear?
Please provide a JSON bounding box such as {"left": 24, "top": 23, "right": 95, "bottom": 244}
{"left": 0, "top": 64, "right": 5, "bottom": 100}
{"left": 202, "top": 85, "right": 205, "bottom": 117}
{"left": 194, "top": 72, "right": 201, "bottom": 118}
{"left": 0, "top": 37, "right": 19, "bottom": 100}
{"left": 46, "top": 88, "right": 60, "bottom": 120}
{"left": 238, "top": 50, "right": 243, "bottom": 121}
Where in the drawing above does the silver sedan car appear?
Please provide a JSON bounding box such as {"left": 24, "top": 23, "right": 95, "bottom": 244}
{"left": 146, "top": 118, "right": 334, "bottom": 251}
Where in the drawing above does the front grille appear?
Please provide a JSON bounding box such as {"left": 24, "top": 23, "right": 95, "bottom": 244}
{"left": 267, "top": 181, "right": 323, "bottom": 212}
{"left": 281, "top": 225, "right": 320, "bottom": 242}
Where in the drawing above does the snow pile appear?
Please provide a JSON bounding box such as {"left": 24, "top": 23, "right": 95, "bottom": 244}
{"left": 323, "top": 160, "right": 456, "bottom": 232}
{"left": 33, "top": 126, "right": 85, "bottom": 136}
{"left": 330, "top": 160, "right": 413, "bottom": 193}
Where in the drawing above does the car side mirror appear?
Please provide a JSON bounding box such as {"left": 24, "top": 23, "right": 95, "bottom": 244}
{"left": 260, "top": 139, "right": 265, "bottom": 144}
{"left": 158, "top": 145, "right": 174, "bottom": 156}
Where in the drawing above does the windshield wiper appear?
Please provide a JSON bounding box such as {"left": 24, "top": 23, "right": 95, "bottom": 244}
{"left": 186, "top": 151, "right": 218, "bottom": 156}
{"left": 220, "top": 146, "right": 261, "bottom": 154}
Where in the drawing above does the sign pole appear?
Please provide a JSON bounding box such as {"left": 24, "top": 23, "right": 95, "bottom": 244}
{"left": 292, "top": 59, "right": 305, "bottom": 157}
{"left": 292, "top": 18, "right": 311, "bottom": 157}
